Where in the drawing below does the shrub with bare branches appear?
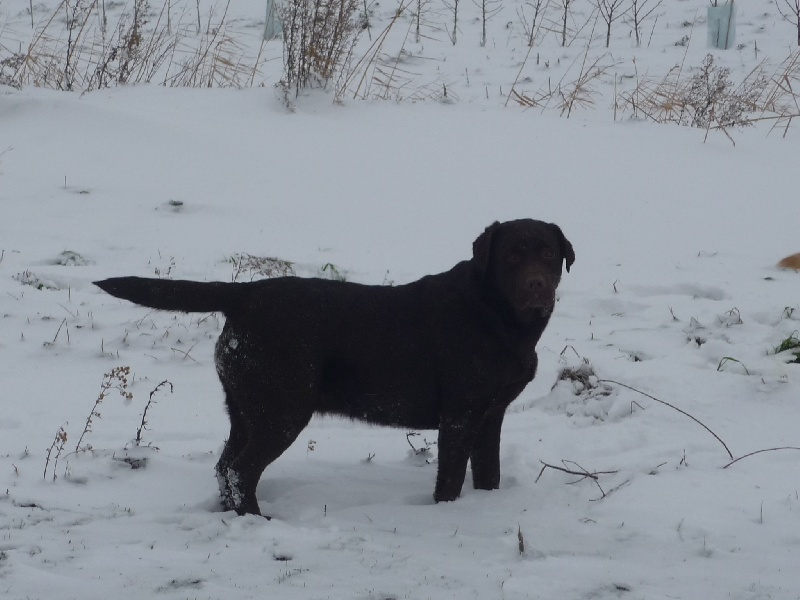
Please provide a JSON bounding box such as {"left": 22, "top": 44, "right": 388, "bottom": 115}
{"left": 279, "top": 0, "right": 361, "bottom": 98}
{"left": 474, "top": 0, "right": 503, "bottom": 47}
{"left": 558, "top": 0, "right": 573, "bottom": 47}
{"left": 626, "top": 0, "right": 663, "bottom": 47}
{"left": 684, "top": 55, "right": 765, "bottom": 129}
{"left": 517, "top": 0, "right": 548, "bottom": 47}
{"left": 777, "top": 0, "right": 800, "bottom": 47}
{"left": 595, "top": 0, "right": 628, "bottom": 48}
{"left": 443, "top": 0, "right": 461, "bottom": 45}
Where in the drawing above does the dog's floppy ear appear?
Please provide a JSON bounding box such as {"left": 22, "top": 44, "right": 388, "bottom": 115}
{"left": 473, "top": 221, "right": 501, "bottom": 275}
{"left": 549, "top": 223, "right": 575, "bottom": 273}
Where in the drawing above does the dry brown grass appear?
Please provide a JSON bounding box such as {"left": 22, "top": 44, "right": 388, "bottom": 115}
{"left": 279, "top": 0, "right": 361, "bottom": 99}
{"left": 1, "top": 0, "right": 269, "bottom": 90}
{"left": 509, "top": 51, "right": 617, "bottom": 117}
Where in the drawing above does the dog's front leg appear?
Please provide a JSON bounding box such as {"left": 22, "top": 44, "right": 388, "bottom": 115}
{"left": 470, "top": 408, "right": 505, "bottom": 491}
{"left": 434, "top": 413, "right": 481, "bottom": 502}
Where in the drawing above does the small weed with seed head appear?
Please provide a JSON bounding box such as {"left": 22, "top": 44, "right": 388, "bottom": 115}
{"left": 44, "top": 368, "right": 171, "bottom": 479}
{"left": 74, "top": 366, "right": 133, "bottom": 454}
{"left": 229, "top": 254, "right": 295, "bottom": 282}
{"left": 133, "top": 380, "right": 173, "bottom": 447}
{"left": 43, "top": 425, "right": 68, "bottom": 481}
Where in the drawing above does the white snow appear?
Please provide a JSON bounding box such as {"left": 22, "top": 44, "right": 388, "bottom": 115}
{"left": 2, "top": 0, "right": 800, "bottom": 598}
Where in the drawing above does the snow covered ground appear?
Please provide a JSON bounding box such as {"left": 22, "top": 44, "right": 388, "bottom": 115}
{"left": 2, "top": 0, "right": 800, "bottom": 598}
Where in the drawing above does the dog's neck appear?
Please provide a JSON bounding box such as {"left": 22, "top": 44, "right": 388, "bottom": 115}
{"left": 456, "top": 261, "right": 550, "bottom": 360}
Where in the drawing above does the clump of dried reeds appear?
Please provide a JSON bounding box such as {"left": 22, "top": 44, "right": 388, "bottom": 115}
{"left": 620, "top": 51, "right": 800, "bottom": 142}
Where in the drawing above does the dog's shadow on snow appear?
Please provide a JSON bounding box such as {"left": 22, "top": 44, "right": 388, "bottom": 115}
{"left": 250, "top": 461, "right": 438, "bottom": 520}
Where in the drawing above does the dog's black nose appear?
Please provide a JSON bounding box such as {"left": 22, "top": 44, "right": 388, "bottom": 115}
{"left": 528, "top": 274, "right": 547, "bottom": 291}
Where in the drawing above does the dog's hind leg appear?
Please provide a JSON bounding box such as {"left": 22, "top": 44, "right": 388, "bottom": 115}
{"left": 216, "top": 397, "right": 250, "bottom": 513}
{"left": 223, "top": 404, "right": 313, "bottom": 517}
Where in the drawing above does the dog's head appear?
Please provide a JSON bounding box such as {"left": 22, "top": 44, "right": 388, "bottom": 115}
{"left": 472, "top": 219, "right": 574, "bottom": 325}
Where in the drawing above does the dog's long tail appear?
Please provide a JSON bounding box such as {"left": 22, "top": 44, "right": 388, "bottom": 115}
{"left": 94, "top": 277, "right": 241, "bottom": 314}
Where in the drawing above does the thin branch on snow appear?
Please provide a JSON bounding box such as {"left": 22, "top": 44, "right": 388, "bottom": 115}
{"left": 723, "top": 447, "right": 800, "bottom": 469}
{"left": 598, "top": 379, "right": 734, "bottom": 460}
{"left": 536, "top": 459, "right": 619, "bottom": 499}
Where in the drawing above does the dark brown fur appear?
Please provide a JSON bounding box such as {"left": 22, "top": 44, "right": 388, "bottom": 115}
{"left": 95, "top": 219, "right": 574, "bottom": 516}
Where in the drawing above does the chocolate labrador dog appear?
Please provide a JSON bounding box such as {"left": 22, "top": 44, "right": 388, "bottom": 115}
{"left": 95, "top": 219, "right": 574, "bottom": 516}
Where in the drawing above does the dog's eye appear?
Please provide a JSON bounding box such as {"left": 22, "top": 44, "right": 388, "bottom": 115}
{"left": 507, "top": 252, "right": 521, "bottom": 264}
{"left": 542, "top": 248, "right": 555, "bottom": 259}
